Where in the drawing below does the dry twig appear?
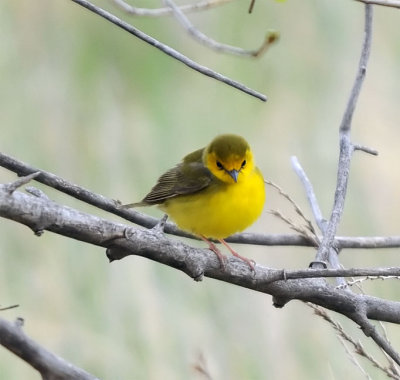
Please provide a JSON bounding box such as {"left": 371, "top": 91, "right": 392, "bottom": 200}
{"left": 308, "top": 304, "right": 400, "bottom": 380}
{"left": 70, "top": 0, "right": 267, "bottom": 101}
{"left": 355, "top": 0, "right": 400, "bottom": 8}
{"left": 112, "top": 0, "right": 234, "bottom": 17}
{"left": 315, "top": 4, "right": 374, "bottom": 264}
{"left": 163, "top": 0, "right": 278, "bottom": 57}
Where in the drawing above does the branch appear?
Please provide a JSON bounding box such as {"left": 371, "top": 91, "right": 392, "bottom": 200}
{"left": 112, "top": 0, "right": 235, "bottom": 17}
{"left": 291, "top": 156, "right": 326, "bottom": 232}
{"left": 2, "top": 152, "right": 400, "bottom": 250}
{"left": 163, "top": 0, "right": 278, "bottom": 57}
{"left": 1, "top": 183, "right": 400, "bottom": 323}
{"left": 314, "top": 4, "right": 373, "bottom": 265}
{"left": 2, "top": 175, "right": 400, "bottom": 364}
{"left": 290, "top": 156, "right": 347, "bottom": 288}
{"left": 355, "top": 0, "right": 400, "bottom": 8}
{"left": 284, "top": 267, "right": 400, "bottom": 281}
{"left": 69, "top": 0, "right": 267, "bottom": 101}
{"left": 0, "top": 317, "right": 99, "bottom": 380}
{"left": 349, "top": 311, "right": 400, "bottom": 372}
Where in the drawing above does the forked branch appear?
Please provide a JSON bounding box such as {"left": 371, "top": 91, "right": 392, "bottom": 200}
{"left": 69, "top": 0, "right": 267, "bottom": 101}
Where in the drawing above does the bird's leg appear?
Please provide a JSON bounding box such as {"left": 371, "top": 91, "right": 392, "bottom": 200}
{"left": 152, "top": 214, "right": 168, "bottom": 233}
{"left": 219, "top": 239, "right": 255, "bottom": 271}
{"left": 200, "top": 235, "right": 227, "bottom": 269}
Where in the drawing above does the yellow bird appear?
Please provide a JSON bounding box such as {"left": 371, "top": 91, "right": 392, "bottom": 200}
{"left": 124, "top": 134, "right": 265, "bottom": 270}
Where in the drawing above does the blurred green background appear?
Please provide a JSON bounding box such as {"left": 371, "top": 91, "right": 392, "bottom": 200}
{"left": 1, "top": 0, "right": 400, "bottom": 378}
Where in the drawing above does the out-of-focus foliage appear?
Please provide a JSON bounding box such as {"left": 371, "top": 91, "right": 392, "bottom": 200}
{"left": 1, "top": 0, "right": 400, "bottom": 379}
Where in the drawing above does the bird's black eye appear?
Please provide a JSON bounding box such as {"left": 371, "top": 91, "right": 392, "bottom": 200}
{"left": 241, "top": 160, "right": 246, "bottom": 168}
{"left": 216, "top": 161, "right": 223, "bottom": 170}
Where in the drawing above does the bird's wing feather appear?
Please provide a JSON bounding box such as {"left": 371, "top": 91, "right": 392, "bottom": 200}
{"left": 140, "top": 161, "right": 212, "bottom": 204}
{"left": 121, "top": 147, "right": 212, "bottom": 208}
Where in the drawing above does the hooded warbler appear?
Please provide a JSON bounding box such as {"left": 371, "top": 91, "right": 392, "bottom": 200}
{"left": 123, "top": 134, "right": 265, "bottom": 270}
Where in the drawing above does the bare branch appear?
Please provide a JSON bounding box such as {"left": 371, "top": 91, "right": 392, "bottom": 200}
{"left": 291, "top": 156, "right": 326, "bottom": 232}
{"left": 69, "top": 0, "right": 267, "bottom": 101}
{"left": 4, "top": 172, "right": 40, "bottom": 194}
{"left": 314, "top": 4, "right": 373, "bottom": 265}
{"left": 0, "top": 317, "right": 99, "bottom": 380}
{"left": 284, "top": 267, "right": 400, "bottom": 281}
{"left": 2, "top": 152, "right": 400, "bottom": 250}
{"left": 248, "top": 0, "right": 256, "bottom": 13}
{"left": 112, "top": 0, "right": 235, "bottom": 17}
{"left": 229, "top": 234, "right": 400, "bottom": 249}
{"left": 340, "top": 5, "right": 373, "bottom": 135}
{"left": 353, "top": 143, "right": 379, "bottom": 155}
{"left": 1, "top": 184, "right": 400, "bottom": 326}
{"left": 338, "top": 276, "right": 400, "bottom": 289}
{"left": 163, "top": 0, "right": 278, "bottom": 57}
{"left": 1, "top": 174, "right": 400, "bottom": 363}
{"left": 349, "top": 311, "right": 400, "bottom": 373}
{"left": 0, "top": 304, "right": 19, "bottom": 311}
{"left": 355, "top": 0, "right": 400, "bottom": 8}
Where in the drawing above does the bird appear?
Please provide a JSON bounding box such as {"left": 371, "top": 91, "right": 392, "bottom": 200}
{"left": 123, "top": 134, "right": 265, "bottom": 270}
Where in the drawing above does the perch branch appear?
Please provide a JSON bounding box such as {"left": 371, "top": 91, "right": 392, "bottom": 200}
{"left": 0, "top": 317, "right": 99, "bottom": 380}
{"left": 69, "top": 0, "right": 267, "bottom": 101}
{"left": 1, "top": 179, "right": 400, "bottom": 363}
{"left": 1, "top": 184, "right": 400, "bottom": 321}
{"left": 2, "top": 152, "right": 400, "bottom": 250}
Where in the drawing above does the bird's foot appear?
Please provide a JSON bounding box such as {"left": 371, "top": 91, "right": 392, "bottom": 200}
{"left": 152, "top": 214, "right": 168, "bottom": 234}
{"left": 219, "top": 239, "right": 256, "bottom": 272}
{"left": 200, "top": 235, "right": 227, "bottom": 270}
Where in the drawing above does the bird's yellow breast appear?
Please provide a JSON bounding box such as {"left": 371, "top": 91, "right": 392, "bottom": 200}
{"left": 160, "top": 168, "right": 265, "bottom": 239}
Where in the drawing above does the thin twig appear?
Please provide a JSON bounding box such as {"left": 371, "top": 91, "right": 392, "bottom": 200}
{"left": 337, "top": 276, "right": 400, "bottom": 289}
{"left": 350, "top": 311, "right": 400, "bottom": 371}
{"left": 164, "top": 0, "right": 278, "bottom": 57}
{"left": 309, "top": 304, "right": 400, "bottom": 379}
{"left": 283, "top": 267, "right": 400, "bottom": 281}
{"left": 265, "top": 179, "right": 318, "bottom": 238}
{"left": 0, "top": 305, "right": 19, "bottom": 312}
{"left": 353, "top": 144, "right": 379, "bottom": 155}
{"left": 268, "top": 209, "right": 318, "bottom": 246}
{"left": 112, "top": 0, "right": 234, "bottom": 17}
{"left": 5, "top": 172, "right": 41, "bottom": 195}
{"left": 355, "top": 0, "right": 400, "bottom": 8}
{"left": 69, "top": 0, "right": 267, "bottom": 101}
{"left": 248, "top": 0, "right": 256, "bottom": 13}
{"left": 314, "top": 4, "right": 373, "bottom": 264}
{"left": 192, "top": 352, "right": 213, "bottom": 380}
{"left": 337, "top": 336, "right": 373, "bottom": 380}
{"left": 290, "top": 156, "right": 326, "bottom": 232}
{"left": 290, "top": 156, "right": 347, "bottom": 287}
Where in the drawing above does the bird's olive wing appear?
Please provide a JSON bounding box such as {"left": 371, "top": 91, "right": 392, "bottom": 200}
{"left": 141, "top": 161, "right": 212, "bottom": 205}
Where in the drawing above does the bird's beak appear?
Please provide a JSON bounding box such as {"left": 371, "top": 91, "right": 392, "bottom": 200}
{"left": 227, "top": 169, "right": 239, "bottom": 183}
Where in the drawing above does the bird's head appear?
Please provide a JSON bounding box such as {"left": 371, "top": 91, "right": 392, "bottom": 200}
{"left": 203, "top": 134, "right": 255, "bottom": 184}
